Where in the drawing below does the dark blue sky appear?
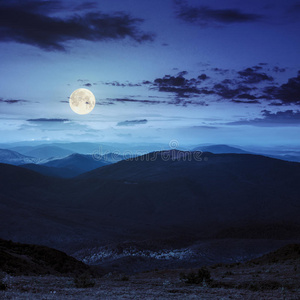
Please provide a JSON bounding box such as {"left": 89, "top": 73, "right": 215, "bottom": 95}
{"left": 0, "top": 0, "right": 299, "bottom": 146}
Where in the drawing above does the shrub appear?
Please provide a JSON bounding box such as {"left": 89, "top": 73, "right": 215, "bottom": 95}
{"left": 180, "top": 267, "right": 212, "bottom": 285}
{"left": 121, "top": 275, "right": 129, "bottom": 281}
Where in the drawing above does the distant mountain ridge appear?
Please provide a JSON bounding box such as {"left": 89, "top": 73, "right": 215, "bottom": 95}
{"left": 192, "top": 144, "right": 250, "bottom": 154}
{"left": 21, "top": 153, "right": 132, "bottom": 178}
{"left": 1, "top": 142, "right": 300, "bottom": 163}
{"left": 22, "top": 153, "right": 110, "bottom": 178}
{"left": 20, "top": 145, "right": 74, "bottom": 160}
{"left": 0, "top": 149, "right": 36, "bottom": 165}
{"left": 0, "top": 147, "right": 133, "bottom": 178}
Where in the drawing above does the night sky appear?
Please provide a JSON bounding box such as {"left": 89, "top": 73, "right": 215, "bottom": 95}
{"left": 0, "top": 0, "right": 299, "bottom": 147}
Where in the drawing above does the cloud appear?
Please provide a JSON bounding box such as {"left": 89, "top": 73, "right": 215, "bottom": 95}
{"left": 152, "top": 74, "right": 213, "bottom": 99}
{"left": 1, "top": 0, "right": 64, "bottom": 14}
{"left": 150, "top": 69, "right": 264, "bottom": 105}
{"left": 117, "top": 119, "right": 148, "bottom": 126}
{"left": 105, "top": 95, "right": 207, "bottom": 107}
{"left": 273, "top": 66, "right": 286, "bottom": 73}
{"left": 147, "top": 64, "right": 300, "bottom": 107}
{"left": 236, "top": 93, "right": 258, "bottom": 100}
{"left": 102, "top": 81, "right": 142, "bottom": 87}
{"left": 191, "top": 125, "right": 218, "bottom": 129}
{"left": 0, "top": 1, "right": 154, "bottom": 51}
{"left": 27, "top": 118, "right": 69, "bottom": 122}
{"left": 231, "top": 99, "right": 260, "bottom": 104}
{"left": 77, "top": 79, "right": 96, "bottom": 87}
{"left": 0, "top": 98, "right": 28, "bottom": 104}
{"left": 213, "top": 83, "right": 254, "bottom": 99}
{"left": 175, "top": 1, "right": 262, "bottom": 27}
{"left": 268, "top": 101, "right": 285, "bottom": 106}
{"left": 252, "top": 65, "right": 263, "bottom": 71}
{"left": 228, "top": 110, "right": 300, "bottom": 126}
{"left": 98, "top": 65, "right": 296, "bottom": 108}
{"left": 238, "top": 67, "right": 274, "bottom": 84}
{"left": 198, "top": 74, "right": 209, "bottom": 81}
{"left": 106, "top": 98, "right": 164, "bottom": 105}
{"left": 265, "top": 71, "right": 300, "bottom": 104}
{"left": 22, "top": 117, "right": 93, "bottom": 133}
{"left": 169, "top": 99, "right": 208, "bottom": 107}
{"left": 211, "top": 68, "right": 229, "bottom": 75}
{"left": 142, "top": 80, "right": 152, "bottom": 85}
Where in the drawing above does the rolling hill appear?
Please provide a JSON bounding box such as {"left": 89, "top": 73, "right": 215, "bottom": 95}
{"left": 21, "top": 153, "right": 129, "bottom": 177}
{"left": 22, "top": 145, "right": 74, "bottom": 160}
{"left": 40, "top": 153, "right": 110, "bottom": 176}
{"left": 20, "top": 163, "right": 76, "bottom": 178}
{"left": 0, "top": 151, "right": 299, "bottom": 252}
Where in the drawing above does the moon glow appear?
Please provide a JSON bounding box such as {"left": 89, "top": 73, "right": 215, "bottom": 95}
{"left": 69, "top": 88, "right": 96, "bottom": 115}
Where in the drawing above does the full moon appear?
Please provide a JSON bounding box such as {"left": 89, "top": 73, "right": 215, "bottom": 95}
{"left": 69, "top": 88, "right": 96, "bottom": 115}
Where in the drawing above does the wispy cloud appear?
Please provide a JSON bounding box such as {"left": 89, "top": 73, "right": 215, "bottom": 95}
{"left": 0, "top": 98, "right": 29, "bottom": 104}
{"left": 117, "top": 119, "right": 148, "bottom": 126}
{"left": 0, "top": 0, "right": 154, "bottom": 51}
{"left": 102, "top": 81, "right": 142, "bottom": 87}
{"left": 232, "top": 99, "right": 260, "bottom": 104}
{"left": 228, "top": 110, "right": 300, "bottom": 126}
{"left": 105, "top": 98, "right": 164, "bottom": 105}
{"left": 174, "top": 1, "right": 262, "bottom": 27}
{"left": 27, "top": 118, "right": 69, "bottom": 122}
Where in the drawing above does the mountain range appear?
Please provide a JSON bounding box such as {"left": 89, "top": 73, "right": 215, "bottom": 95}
{"left": 22, "top": 153, "right": 110, "bottom": 178}
{"left": 0, "top": 149, "right": 36, "bottom": 165}
{"left": 0, "top": 150, "right": 299, "bottom": 255}
{"left": 192, "top": 144, "right": 250, "bottom": 154}
{"left": 0, "top": 149, "right": 131, "bottom": 178}
{"left": 9, "top": 145, "right": 74, "bottom": 160}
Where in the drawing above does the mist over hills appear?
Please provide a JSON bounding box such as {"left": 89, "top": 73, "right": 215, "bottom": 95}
{"left": 15, "top": 145, "right": 75, "bottom": 160}
{"left": 1, "top": 141, "right": 300, "bottom": 164}
{"left": 6, "top": 142, "right": 167, "bottom": 157}
{"left": 42, "top": 153, "right": 109, "bottom": 175}
{"left": 21, "top": 153, "right": 130, "bottom": 178}
{"left": 192, "top": 144, "right": 300, "bottom": 162}
{"left": 0, "top": 149, "right": 36, "bottom": 165}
